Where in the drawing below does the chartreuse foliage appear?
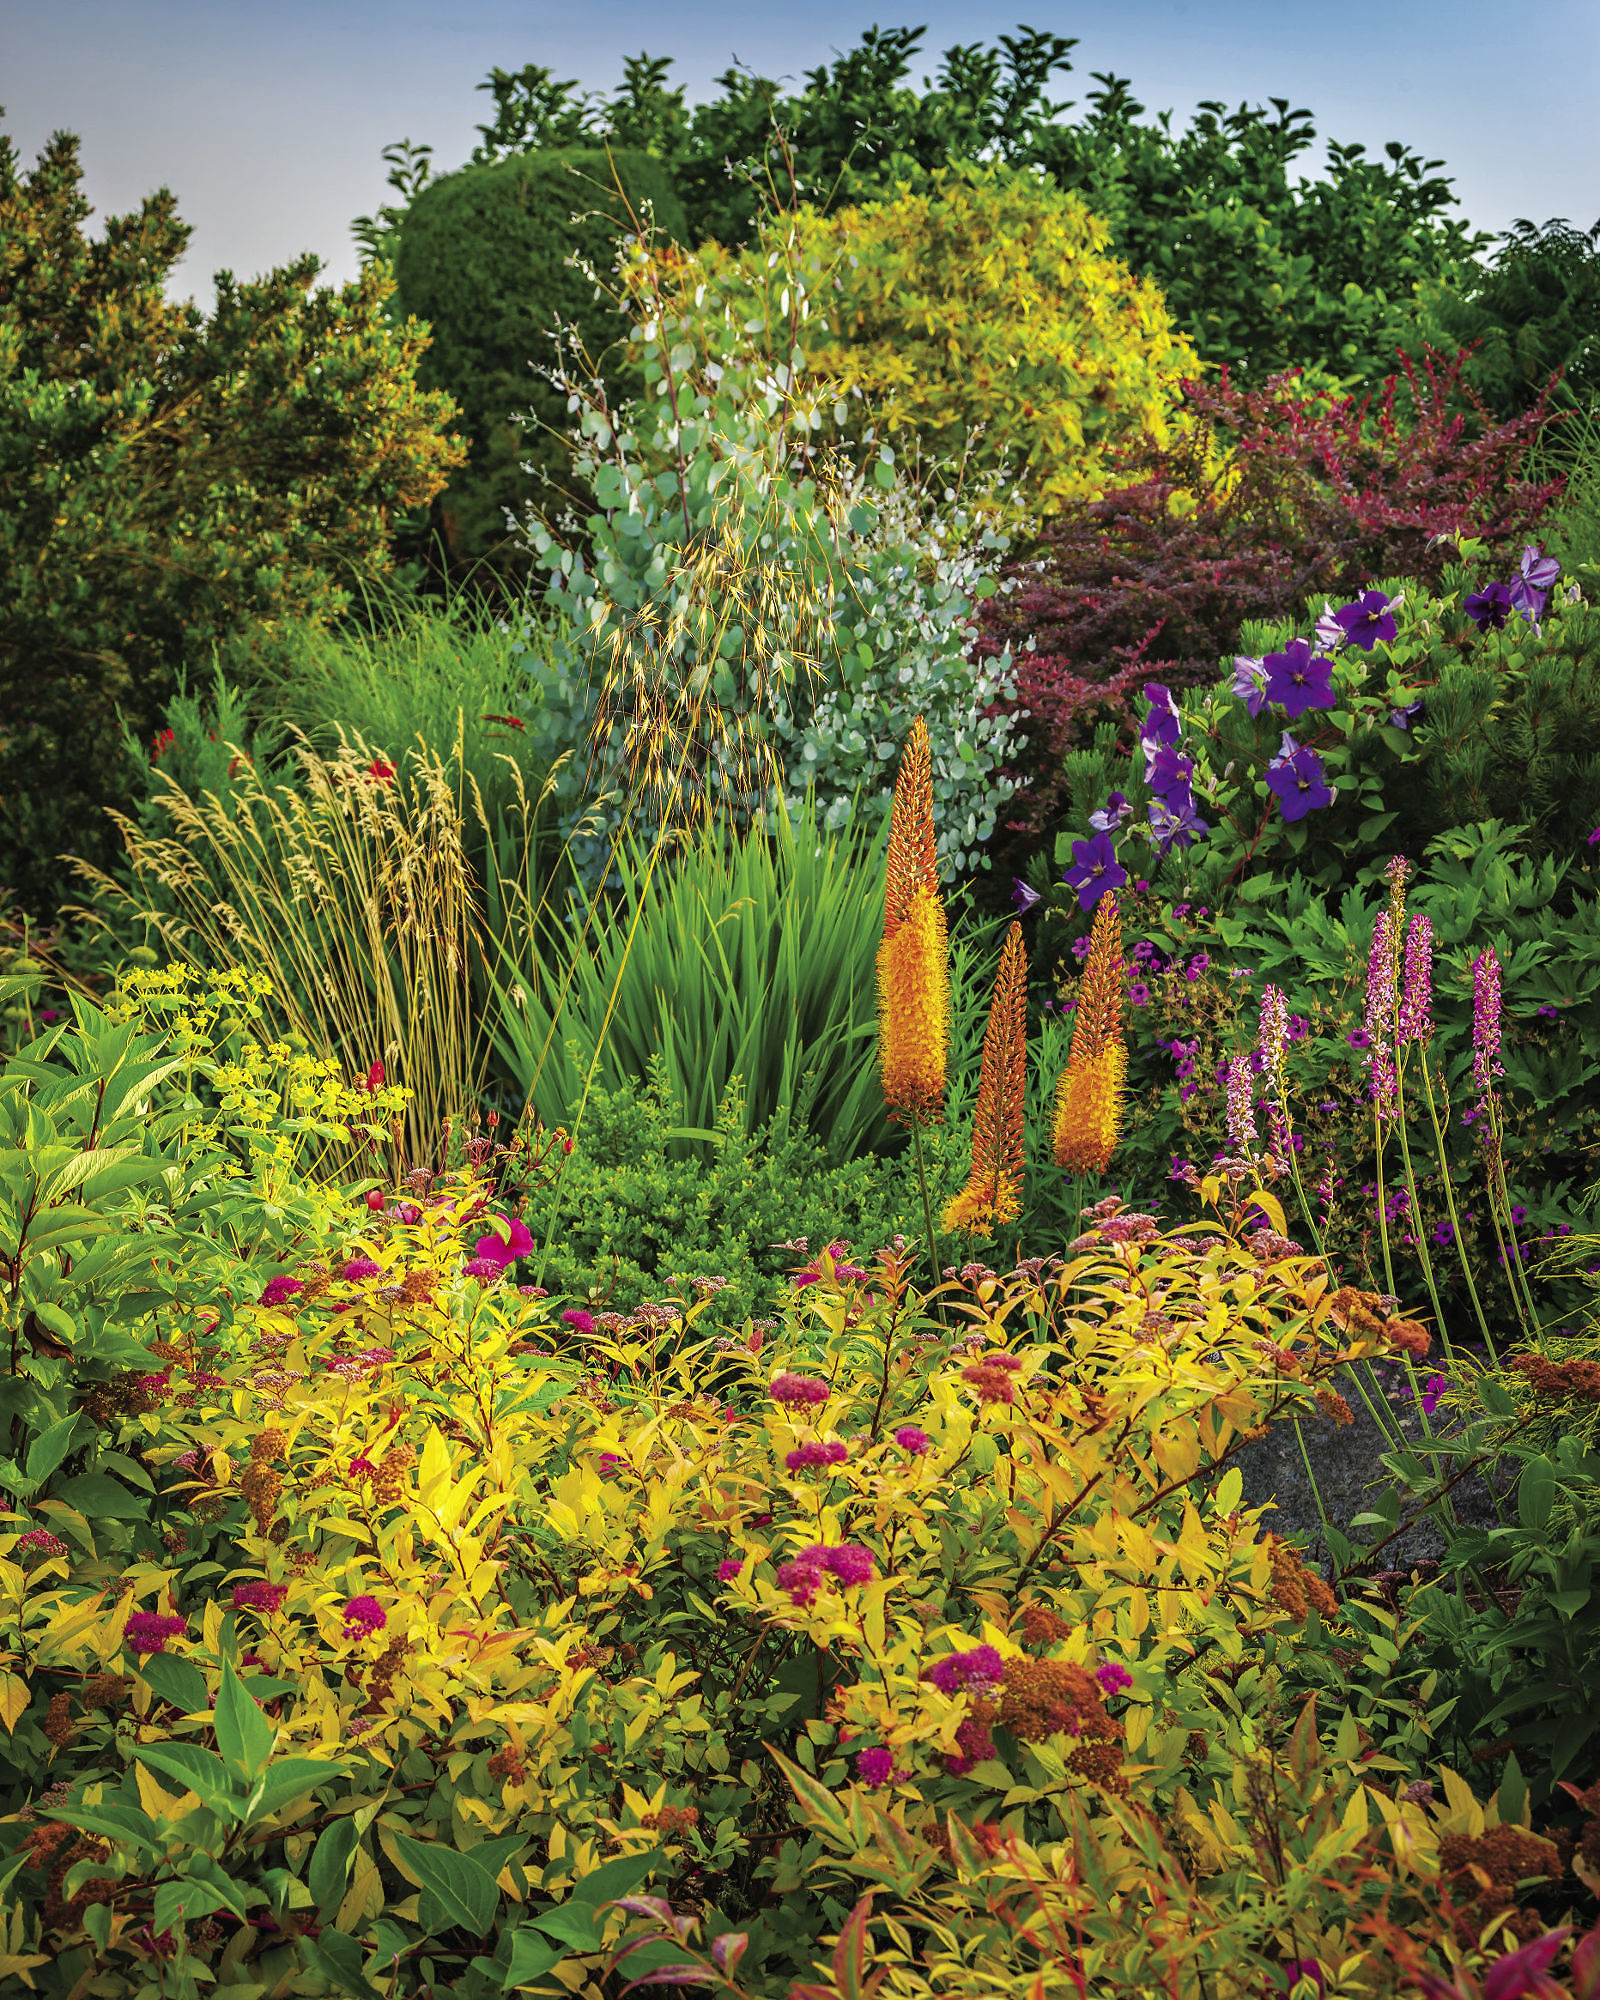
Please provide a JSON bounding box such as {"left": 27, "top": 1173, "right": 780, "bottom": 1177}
{"left": 1, "top": 963, "right": 1592, "bottom": 1996}
{"left": 791, "top": 164, "right": 1202, "bottom": 512}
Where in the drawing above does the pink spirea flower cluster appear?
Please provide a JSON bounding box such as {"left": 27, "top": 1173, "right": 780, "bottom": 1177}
{"left": 924, "top": 1644, "right": 1006, "bottom": 1697}
{"left": 717, "top": 1558, "right": 743, "bottom": 1583}
{"left": 342, "top": 1257, "right": 382, "bottom": 1281}
{"left": 125, "top": 1612, "right": 187, "bottom": 1655}
{"left": 232, "top": 1582, "right": 288, "bottom": 1615}
{"left": 562, "top": 1308, "right": 595, "bottom": 1334}
{"left": 893, "top": 1426, "right": 930, "bottom": 1455}
{"left": 1096, "top": 1660, "right": 1133, "bottom": 1696}
{"left": 16, "top": 1528, "right": 67, "bottom": 1557}
{"left": 854, "top": 1745, "right": 907, "bottom": 1787}
{"left": 769, "top": 1371, "right": 830, "bottom": 1406}
{"left": 942, "top": 1714, "right": 998, "bottom": 1775}
{"left": 777, "top": 1543, "right": 876, "bottom": 1603}
{"left": 785, "top": 1440, "right": 848, "bottom": 1470}
{"left": 258, "top": 1276, "right": 303, "bottom": 1309}
{"left": 342, "top": 1595, "right": 386, "bottom": 1638}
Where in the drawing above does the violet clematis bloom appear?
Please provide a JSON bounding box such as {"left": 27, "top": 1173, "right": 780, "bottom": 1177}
{"left": 1266, "top": 734, "right": 1334, "bottom": 821}
{"left": 1509, "top": 543, "right": 1560, "bottom": 625}
{"left": 1331, "top": 591, "right": 1397, "bottom": 651}
{"left": 1011, "top": 878, "right": 1042, "bottom": 914}
{"left": 1231, "top": 655, "right": 1269, "bottom": 716}
{"left": 1143, "top": 744, "right": 1195, "bottom": 806}
{"left": 1463, "top": 581, "right": 1513, "bottom": 632}
{"left": 1140, "top": 683, "right": 1183, "bottom": 750}
{"left": 1262, "top": 638, "right": 1337, "bottom": 719}
{"left": 1147, "top": 794, "right": 1209, "bottom": 855}
{"left": 1088, "top": 790, "right": 1132, "bottom": 832}
{"left": 1062, "top": 829, "right": 1127, "bottom": 911}
{"left": 1388, "top": 696, "right": 1426, "bottom": 731}
{"left": 1313, "top": 602, "right": 1345, "bottom": 649}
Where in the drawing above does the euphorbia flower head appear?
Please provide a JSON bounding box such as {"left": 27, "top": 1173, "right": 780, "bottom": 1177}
{"left": 1052, "top": 892, "right": 1126, "bottom": 1176}
{"left": 876, "top": 717, "right": 949, "bottom": 1125}
{"left": 944, "top": 921, "right": 1028, "bottom": 1234}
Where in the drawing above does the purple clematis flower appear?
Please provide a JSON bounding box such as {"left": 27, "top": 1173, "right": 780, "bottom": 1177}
{"left": 1144, "top": 744, "right": 1195, "bottom": 807}
{"left": 1509, "top": 543, "right": 1560, "bottom": 626}
{"left": 1088, "top": 790, "right": 1132, "bottom": 832}
{"left": 1388, "top": 697, "right": 1426, "bottom": 731}
{"left": 1011, "top": 878, "right": 1042, "bottom": 914}
{"left": 1148, "top": 795, "right": 1210, "bottom": 855}
{"left": 1463, "top": 581, "right": 1513, "bottom": 632}
{"left": 1313, "top": 603, "right": 1345, "bottom": 649}
{"left": 1331, "top": 591, "right": 1397, "bottom": 651}
{"left": 1262, "top": 638, "right": 1337, "bottom": 719}
{"left": 1062, "top": 830, "right": 1128, "bottom": 911}
{"left": 1231, "top": 655, "right": 1269, "bottom": 716}
{"left": 1266, "top": 734, "right": 1335, "bottom": 822}
{"left": 1140, "top": 683, "right": 1183, "bottom": 751}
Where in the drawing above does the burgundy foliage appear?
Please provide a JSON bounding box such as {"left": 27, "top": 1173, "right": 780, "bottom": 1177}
{"left": 976, "top": 351, "right": 1563, "bottom": 832}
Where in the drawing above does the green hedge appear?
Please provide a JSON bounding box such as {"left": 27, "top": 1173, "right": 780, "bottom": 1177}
{"left": 393, "top": 147, "right": 687, "bottom": 586}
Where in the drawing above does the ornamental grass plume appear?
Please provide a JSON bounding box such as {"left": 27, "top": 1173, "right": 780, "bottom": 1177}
{"left": 1052, "top": 891, "right": 1126, "bottom": 1176}
{"left": 877, "top": 717, "right": 949, "bottom": 1126}
{"left": 944, "top": 920, "right": 1028, "bottom": 1233}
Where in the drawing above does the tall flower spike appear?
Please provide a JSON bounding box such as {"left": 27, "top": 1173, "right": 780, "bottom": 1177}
{"left": 877, "top": 717, "right": 949, "bottom": 1124}
{"left": 1052, "top": 891, "right": 1126, "bottom": 1176}
{"left": 944, "top": 921, "right": 1028, "bottom": 1233}
{"left": 1364, "top": 905, "right": 1400, "bottom": 1123}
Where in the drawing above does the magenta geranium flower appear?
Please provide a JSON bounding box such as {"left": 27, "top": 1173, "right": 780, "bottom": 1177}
{"left": 471, "top": 1218, "right": 534, "bottom": 1270}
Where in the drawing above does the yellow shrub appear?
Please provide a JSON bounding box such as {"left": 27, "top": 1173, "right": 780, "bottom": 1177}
{"left": 800, "top": 164, "right": 1202, "bottom": 510}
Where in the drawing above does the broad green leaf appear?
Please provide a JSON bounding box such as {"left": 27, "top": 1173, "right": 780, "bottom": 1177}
{"left": 1518, "top": 1457, "right": 1556, "bottom": 1533}
{"left": 134, "top": 1743, "right": 240, "bottom": 1817}
{"left": 500, "top": 1927, "right": 566, "bottom": 1989}
{"left": 572, "top": 1849, "right": 661, "bottom": 1905}
{"left": 53, "top": 1471, "right": 148, "bottom": 1520}
{"left": 214, "top": 1659, "right": 275, "bottom": 1780}
{"left": 25, "top": 1414, "right": 78, "bottom": 1487}
{"left": 42, "top": 1803, "right": 160, "bottom": 1853}
{"left": 245, "top": 1757, "right": 351, "bottom": 1825}
{"left": 139, "top": 1653, "right": 209, "bottom": 1717}
{"left": 391, "top": 1831, "right": 499, "bottom": 1934}
{"left": 308, "top": 1928, "right": 387, "bottom": 2000}
{"left": 308, "top": 1816, "right": 361, "bottom": 1918}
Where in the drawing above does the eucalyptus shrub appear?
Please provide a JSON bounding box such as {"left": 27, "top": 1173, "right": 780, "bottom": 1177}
{"left": 518, "top": 210, "right": 1024, "bottom": 877}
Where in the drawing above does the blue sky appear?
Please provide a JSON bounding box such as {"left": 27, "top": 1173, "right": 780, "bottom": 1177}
{"left": 4, "top": 0, "right": 1597, "bottom": 303}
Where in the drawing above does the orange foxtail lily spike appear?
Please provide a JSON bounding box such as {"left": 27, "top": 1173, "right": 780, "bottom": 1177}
{"left": 876, "top": 716, "right": 949, "bottom": 1124}
{"left": 1052, "top": 891, "right": 1126, "bottom": 1175}
{"left": 944, "top": 919, "right": 1028, "bottom": 1233}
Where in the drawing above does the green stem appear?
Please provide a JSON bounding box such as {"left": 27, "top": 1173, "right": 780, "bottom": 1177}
{"left": 1292, "top": 1413, "right": 1340, "bottom": 1564}
{"left": 1416, "top": 1047, "right": 1499, "bottom": 1363}
{"left": 1392, "top": 1045, "right": 1455, "bottom": 1362}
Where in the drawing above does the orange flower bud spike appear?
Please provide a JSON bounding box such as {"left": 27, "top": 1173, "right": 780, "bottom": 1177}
{"left": 876, "top": 717, "right": 949, "bottom": 1126}
{"left": 875, "top": 717, "right": 951, "bottom": 1303}
{"left": 944, "top": 921, "right": 1028, "bottom": 1234}
{"left": 1052, "top": 891, "right": 1127, "bottom": 1178}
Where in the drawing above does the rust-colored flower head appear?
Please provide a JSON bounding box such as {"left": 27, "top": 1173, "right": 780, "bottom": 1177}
{"left": 944, "top": 921, "right": 1028, "bottom": 1233}
{"left": 1052, "top": 891, "right": 1126, "bottom": 1176}
{"left": 877, "top": 717, "right": 949, "bottom": 1124}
